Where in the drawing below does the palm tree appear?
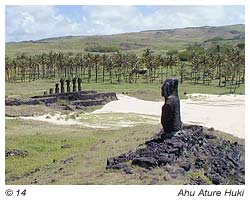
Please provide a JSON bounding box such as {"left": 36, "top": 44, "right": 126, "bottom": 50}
{"left": 112, "top": 51, "right": 125, "bottom": 83}
{"left": 101, "top": 54, "right": 108, "bottom": 82}
{"left": 142, "top": 48, "right": 155, "bottom": 83}
{"left": 93, "top": 54, "right": 100, "bottom": 83}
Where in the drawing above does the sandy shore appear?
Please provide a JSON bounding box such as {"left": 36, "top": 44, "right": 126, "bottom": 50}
{"left": 14, "top": 93, "right": 244, "bottom": 138}
{"left": 93, "top": 93, "right": 245, "bottom": 138}
{"left": 18, "top": 112, "right": 159, "bottom": 129}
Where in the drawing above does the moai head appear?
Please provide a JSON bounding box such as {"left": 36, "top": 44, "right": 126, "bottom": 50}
{"left": 60, "top": 78, "right": 64, "bottom": 84}
{"left": 78, "top": 78, "right": 82, "bottom": 84}
{"left": 161, "top": 78, "right": 179, "bottom": 98}
{"left": 66, "top": 79, "right": 70, "bottom": 85}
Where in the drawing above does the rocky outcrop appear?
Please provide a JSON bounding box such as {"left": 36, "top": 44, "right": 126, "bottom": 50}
{"left": 106, "top": 125, "right": 245, "bottom": 185}
{"left": 6, "top": 149, "right": 28, "bottom": 158}
{"left": 5, "top": 91, "right": 118, "bottom": 108}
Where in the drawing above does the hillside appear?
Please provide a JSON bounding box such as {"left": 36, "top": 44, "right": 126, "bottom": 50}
{"left": 6, "top": 24, "right": 244, "bottom": 58}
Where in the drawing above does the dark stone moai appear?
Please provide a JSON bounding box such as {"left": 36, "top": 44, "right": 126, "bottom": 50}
{"left": 49, "top": 88, "right": 53, "bottom": 95}
{"left": 60, "top": 78, "right": 65, "bottom": 93}
{"left": 66, "top": 79, "right": 71, "bottom": 93}
{"left": 77, "top": 78, "right": 82, "bottom": 91}
{"left": 72, "top": 77, "right": 77, "bottom": 92}
{"left": 161, "top": 78, "right": 182, "bottom": 135}
{"left": 55, "top": 83, "right": 59, "bottom": 94}
{"left": 44, "top": 91, "right": 47, "bottom": 96}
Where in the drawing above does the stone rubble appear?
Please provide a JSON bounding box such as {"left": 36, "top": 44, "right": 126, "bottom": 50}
{"left": 5, "top": 149, "right": 28, "bottom": 158}
{"left": 106, "top": 125, "right": 244, "bottom": 185}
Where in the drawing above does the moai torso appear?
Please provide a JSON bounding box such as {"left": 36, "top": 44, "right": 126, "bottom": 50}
{"left": 66, "top": 80, "right": 71, "bottom": 93}
{"left": 72, "top": 77, "right": 77, "bottom": 92}
{"left": 49, "top": 88, "right": 53, "bottom": 95}
{"left": 77, "top": 78, "right": 82, "bottom": 91}
{"left": 161, "top": 78, "right": 182, "bottom": 134}
{"left": 55, "top": 83, "right": 59, "bottom": 94}
{"left": 60, "top": 78, "right": 65, "bottom": 93}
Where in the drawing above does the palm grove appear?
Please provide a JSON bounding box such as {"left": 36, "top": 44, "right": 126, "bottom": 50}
{"left": 5, "top": 43, "right": 245, "bottom": 94}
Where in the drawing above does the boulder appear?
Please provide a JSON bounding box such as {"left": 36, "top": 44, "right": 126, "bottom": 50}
{"left": 5, "top": 149, "right": 28, "bottom": 158}
{"left": 132, "top": 157, "right": 158, "bottom": 169}
{"left": 179, "top": 161, "right": 191, "bottom": 171}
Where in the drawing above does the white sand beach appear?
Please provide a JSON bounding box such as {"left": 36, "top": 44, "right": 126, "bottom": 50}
{"left": 93, "top": 93, "right": 245, "bottom": 138}
{"left": 17, "top": 93, "right": 244, "bottom": 138}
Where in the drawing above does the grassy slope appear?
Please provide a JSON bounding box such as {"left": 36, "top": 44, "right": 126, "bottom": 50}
{"left": 6, "top": 24, "right": 245, "bottom": 58}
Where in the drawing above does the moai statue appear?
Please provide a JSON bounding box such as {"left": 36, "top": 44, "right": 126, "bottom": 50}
{"left": 161, "top": 78, "right": 182, "bottom": 135}
{"left": 77, "top": 78, "right": 82, "bottom": 91}
{"left": 44, "top": 91, "right": 47, "bottom": 96}
{"left": 72, "top": 77, "right": 77, "bottom": 92}
{"left": 66, "top": 79, "right": 71, "bottom": 93}
{"left": 60, "top": 78, "right": 65, "bottom": 93}
{"left": 55, "top": 83, "right": 59, "bottom": 94}
{"left": 49, "top": 88, "right": 53, "bottom": 95}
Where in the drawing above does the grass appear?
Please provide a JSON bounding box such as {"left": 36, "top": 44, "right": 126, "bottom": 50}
{"left": 5, "top": 105, "right": 58, "bottom": 117}
{"left": 187, "top": 169, "right": 213, "bottom": 184}
{"left": 5, "top": 119, "right": 161, "bottom": 184}
{"left": 6, "top": 133, "right": 96, "bottom": 181}
{"left": 5, "top": 118, "right": 244, "bottom": 185}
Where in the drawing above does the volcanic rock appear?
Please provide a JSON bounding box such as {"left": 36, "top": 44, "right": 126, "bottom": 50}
{"left": 179, "top": 160, "right": 191, "bottom": 171}
{"left": 5, "top": 149, "right": 28, "bottom": 158}
{"left": 132, "top": 157, "right": 158, "bottom": 169}
{"left": 106, "top": 125, "right": 245, "bottom": 185}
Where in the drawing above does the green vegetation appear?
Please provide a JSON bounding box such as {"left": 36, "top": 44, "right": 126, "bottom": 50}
{"left": 6, "top": 126, "right": 96, "bottom": 180}
{"left": 6, "top": 24, "right": 244, "bottom": 58}
{"left": 5, "top": 119, "right": 159, "bottom": 184}
{"left": 5, "top": 45, "right": 245, "bottom": 95}
{"left": 5, "top": 118, "right": 244, "bottom": 185}
{"left": 187, "top": 170, "right": 213, "bottom": 184}
{"left": 5, "top": 24, "right": 245, "bottom": 96}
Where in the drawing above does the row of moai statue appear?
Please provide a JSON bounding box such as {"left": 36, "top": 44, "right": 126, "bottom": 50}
{"left": 44, "top": 78, "right": 82, "bottom": 95}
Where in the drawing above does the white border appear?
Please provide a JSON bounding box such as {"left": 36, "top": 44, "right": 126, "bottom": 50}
{"left": 0, "top": 1, "right": 5, "bottom": 190}
{"left": 1, "top": 1, "right": 249, "bottom": 200}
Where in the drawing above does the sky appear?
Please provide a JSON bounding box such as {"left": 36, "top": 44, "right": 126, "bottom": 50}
{"left": 5, "top": 5, "right": 245, "bottom": 42}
